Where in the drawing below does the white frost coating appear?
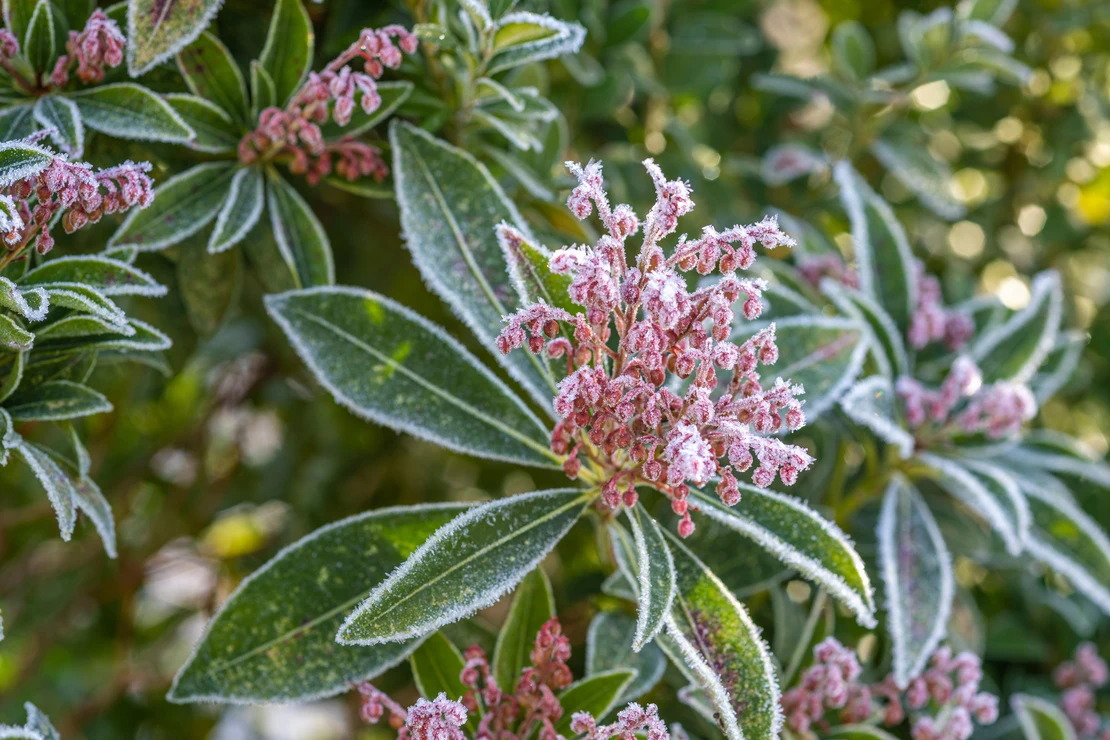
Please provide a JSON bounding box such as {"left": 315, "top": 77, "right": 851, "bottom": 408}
{"left": 958, "top": 458, "right": 1030, "bottom": 554}
{"left": 336, "top": 488, "right": 587, "bottom": 646}
{"left": 626, "top": 508, "right": 675, "bottom": 652}
{"left": 263, "top": 286, "right": 556, "bottom": 468}
{"left": 167, "top": 501, "right": 472, "bottom": 705}
{"left": 90, "top": 318, "right": 172, "bottom": 352}
{"left": 33, "top": 96, "right": 85, "bottom": 157}
{"left": 267, "top": 171, "right": 335, "bottom": 285}
{"left": 19, "top": 255, "right": 167, "bottom": 297}
{"left": 0, "top": 277, "right": 49, "bottom": 322}
{"left": 1018, "top": 479, "right": 1110, "bottom": 615}
{"left": 0, "top": 409, "right": 12, "bottom": 466}
{"left": 458, "top": 0, "right": 493, "bottom": 31}
{"left": 209, "top": 166, "right": 264, "bottom": 254}
{"left": 1009, "top": 448, "right": 1110, "bottom": 491}
{"left": 822, "top": 278, "right": 909, "bottom": 378}
{"left": 44, "top": 285, "right": 129, "bottom": 327}
{"left": 918, "top": 452, "right": 1023, "bottom": 555}
{"left": 487, "top": 12, "right": 587, "bottom": 75}
{"left": 870, "top": 139, "right": 966, "bottom": 221}
{"left": 475, "top": 78, "right": 526, "bottom": 112}
{"left": 128, "top": 0, "right": 227, "bottom": 76}
{"left": 12, "top": 437, "right": 75, "bottom": 541}
{"left": 473, "top": 110, "right": 541, "bottom": 151}
{"left": 663, "top": 616, "right": 745, "bottom": 740}
{"left": 71, "top": 474, "right": 117, "bottom": 558}
{"left": 877, "top": 476, "right": 954, "bottom": 690}
{"left": 69, "top": 84, "right": 196, "bottom": 143}
{"left": 840, "top": 376, "right": 916, "bottom": 459}
{"left": 833, "top": 161, "right": 874, "bottom": 299}
{"left": 0, "top": 139, "right": 53, "bottom": 186}
{"left": 691, "top": 488, "right": 877, "bottom": 628}
{"left": 109, "top": 162, "right": 234, "bottom": 252}
{"left": 1034, "top": 330, "right": 1087, "bottom": 403}
{"left": 164, "top": 94, "right": 237, "bottom": 153}
{"left": 1011, "top": 694, "right": 1078, "bottom": 740}
{"left": 972, "top": 270, "right": 1063, "bottom": 383}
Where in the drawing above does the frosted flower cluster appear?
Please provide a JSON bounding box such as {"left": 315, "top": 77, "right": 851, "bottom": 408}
{"left": 51, "top": 9, "right": 126, "bottom": 86}
{"left": 496, "top": 159, "right": 813, "bottom": 537}
{"left": 781, "top": 639, "right": 998, "bottom": 740}
{"left": 239, "top": 25, "right": 416, "bottom": 185}
{"left": 1055, "top": 642, "right": 1110, "bottom": 739}
{"left": 907, "top": 262, "right": 975, "bottom": 351}
{"left": 358, "top": 617, "right": 671, "bottom": 740}
{"left": 897, "top": 356, "right": 1036, "bottom": 443}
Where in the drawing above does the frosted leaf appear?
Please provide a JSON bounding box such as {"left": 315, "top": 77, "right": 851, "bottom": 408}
{"left": 164, "top": 94, "right": 240, "bottom": 153}
{"left": 0, "top": 409, "right": 13, "bottom": 466}
{"left": 689, "top": 486, "right": 876, "bottom": 628}
{"left": 487, "top": 12, "right": 587, "bottom": 75}
{"left": 839, "top": 376, "right": 915, "bottom": 459}
{"left": 318, "top": 81, "right": 413, "bottom": 141}
{"left": 586, "top": 611, "right": 667, "bottom": 702}
{"left": 492, "top": 567, "right": 554, "bottom": 689}
{"left": 918, "top": 452, "right": 1025, "bottom": 556}
{"left": 266, "top": 168, "right": 334, "bottom": 288}
{"left": 6, "top": 380, "right": 113, "bottom": 422}
{"left": 337, "top": 489, "right": 589, "bottom": 646}
{"left": 554, "top": 670, "right": 637, "bottom": 736}
{"left": 169, "top": 502, "right": 471, "bottom": 704}
{"left": 22, "top": 704, "right": 58, "bottom": 740}
{"left": 1010, "top": 694, "right": 1078, "bottom": 740}
{"left": 0, "top": 315, "right": 33, "bottom": 352}
{"left": 264, "top": 286, "right": 556, "bottom": 468}
{"left": 176, "top": 32, "right": 250, "bottom": 125}
{"left": 0, "top": 106, "right": 36, "bottom": 142}
{"left": 43, "top": 284, "right": 129, "bottom": 328}
{"left": 127, "top": 0, "right": 225, "bottom": 75}
{"left": 625, "top": 504, "right": 675, "bottom": 651}
{"left": 1032, "top": 330, "right": 1087, "bottom": 403}
{"left": 0, "top": 277, "right": 49, "bottom": 322}
{"left": 870, "top": 135, "right": 966, "bottom": 220}
{"left": 956, "top": 457, "right": 1031, "bottom": 555}
{"left": 11, "top": 436, "right": 77, "bottom": 541}
{"left": 0, "top": 138, "right": 52, "bottom": 186}
{"left": 821, "top": 279, "right": 909, "bottom": 378}
{"left": 33, "top": 95, "right": 84, "bottom": 157}
{"left": 971, "top": 270, "right": 1063, "bottom": 383}
{"left": 876, "top": 476, "right": 954, "bottom": 689}
{"left": 34, "top": 317, "right": 171, "bottom": 353}
{"left": 69, "top": 84, "right": 195, "bottom": 143}
{"left": 35, "top": 314, "right": 137, "bottom": 341}
{"left": 19, "top": 255, "right": 167, "bottom": 297}
{"left": 257, "top": 0, "right": 313, "bottom": 107}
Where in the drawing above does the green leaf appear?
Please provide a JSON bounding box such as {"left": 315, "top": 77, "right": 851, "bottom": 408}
{"left": 110, "top": 162, "right": 236, "bottom": 251}
{"left": 19, "top": 255, "right": 167, "bottom": 297}
{"left": 0, "top": 276, "right": 48, "bottom": 321}
{"left": 625, "top": 504, "right": 674, "bottom": 651}
{"left": 127, "top": 0, "right": 223, "bottom": 76}
{"left": 318, "top": 81, "right": 413, "bottom": 140}
{"left": 1011, "top": 694, "right": 1078, "bottom": 740}
{"left": 586, "top": 611, "right": 666, "bottom": 702}
{"left": 178, "top": 235, "right": 240, "bottom": 335}
{"left": 266, "top": 168, "right": 333, "bottom": 288}
{"left": 839, "top": 376, "right": 916, "bottom": 459}
{"left": 45, "top": 445, "right": 117, "bottom": 558}
{"left": 390, "top": 119, "right": 557, "bottom": 411}
{"left": 919, "top": 452, "right": 1027, "bottom": 556}
{"left": 0, "top": 140, "right": 51, "bottom": 187}
{"left": 492, "top": 567, "right": 554, "bottom": 689}
{"left": 876, "top": 476, "right": 954, "bottom": 689}
{"left": 4, "top": 0, "right": 37, "bottom": 44}
{"left": 22, "top": 703, "right": 59, "bottom": 740}
{"left": 870, "top": 128, "right": 965, "bottom": 220}
{"left": 553, "top": 670, "right": 636, "bottom": 735}
{"left": 168, "top": 502, "right": 470, "bottom": 703}
{"left": 33, "top": 95, "right": 83, "bottom": 157}
{"left": 176, "top": 31, "right": 249, "bottom": 124}
{"left": 258, "top": 0, "right": 312, "bottom": 107}
{"left": 734, "top": 315, "right": 868, "bottom": 422}
{"left": 662, "top": 530, "right": 781, "bottom": 740}
{"left": 164, "top": 93, "right": 240, "bottom": 152}
{"left": 0, "top": 352, "right": 24, "bottom": 403}
{"left": 23, "top": 0, "right": 56, "bottom": 73}
{"left": 0, "top": 314, "right": 34, "bottom": 352}
{"left": 249, "top": 60, "right": 276, "bottom": 120}
{"left": 822, "top": 279, "right": 909, "bottom": 378}
{"left": 69, "top": 83, "right": 194, "bottom": 143}
{"left": 834, "top": 162, "right": 917, "bottom": 331}
{"left": 263, "top": 286, "right": 555, "bottom": 468}
{"left": 949, "top": 457, "right": 1031, "bottom": 555}
{"left": 488, "top": 12, "right": 586, "bottom": 74}
{"left": 42, "top": 284, "right": 127, "bottom": 327}
{"left": 828, "top": 725, "right": 900, "bottom": 740}
{"left": 34, "top": 317, "right": 170, "bottom": 353}
{"left": 410, "top": 631, "right": 470, "bottom": 702}
{"left": 1032, "top": 330, "right": 1086, "bottom": 403}
{"left": 830, "top": 20, "right": 875, "bottom": 80}
{"left": 209, "top": 166, "right": 264, "bottom": 253}
{"left": 689, "top": 486, "right": 876, "bottom": 628}
{"left": 971, "top": 270, "right": 1063, "bottom": 383}
{"left": 499, "top": 225, "right": 576, "bottom": 315}
{"left": 0, "top": 106, "right": 37, "bottom": 141}
{"left": 6, "top": 379, "right": 112, "bottom": 421}
{"left": 337, "top": 489, "right": 589, "bottom": 646}
{"left": 10, "top": 436, "right": 76, "bottom": 540}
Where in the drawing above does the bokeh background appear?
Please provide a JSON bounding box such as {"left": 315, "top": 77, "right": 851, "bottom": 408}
{"left": 1, "top": 0, "right": 1109, "bottom": 736}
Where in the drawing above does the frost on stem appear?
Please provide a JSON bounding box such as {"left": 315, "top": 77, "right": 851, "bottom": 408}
{"left": 496, "top": 158, "right": 813, "bottom": 537}
{"left": 781, "top": 639, "right": 998, "bottom": 740}
{"left": 358, "top": 617, "right": 673, "bottom": 740}
{"left": 239, "top": 25, "right": 417, "bottom": 185}
{"left": 1054, "top": 642, "right": 1110, "bottom": 739}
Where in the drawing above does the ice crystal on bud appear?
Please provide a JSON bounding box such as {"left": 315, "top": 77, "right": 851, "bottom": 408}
{"left": 497, "top": 159, "right": 811, "bottom": 535}
{"left": 239, "top": 25, "right": 416, "bottom": 184}
{"left": 360, "top": 617, "right": 673, "bottom": 740}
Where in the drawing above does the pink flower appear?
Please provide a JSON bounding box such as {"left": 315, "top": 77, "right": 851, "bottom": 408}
{"left": 908, "top": 262, "right": 974, "bottom": 351}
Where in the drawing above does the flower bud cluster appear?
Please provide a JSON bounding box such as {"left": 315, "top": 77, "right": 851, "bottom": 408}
{"left": 497, "top": 159, "right": 813, "bottom": 536}
{"left": 782, "top": 640, "right": 998, "bottom": 740}
{"left": 1054, "top": 642, "right": 1110, "bottom": 738}
{"left": 51, "top": 10, "right": 126, "bottom": 87}
{"left": 570, "top": 702, "right": 669, "bottom": 740}
{"left": 239, "top": 25, "right": 415, "bottom": 185}
{"left": 0, "top": 29, "right": 19, "bottom": 61}
{"left": 797, "top": 253, "right": 859, "bottom": 291}
{"left": 897, "top": 356, "right": 1036, "bottom": 442}
{"left": 907, "top": 262, "right": 974, "bottom": 351}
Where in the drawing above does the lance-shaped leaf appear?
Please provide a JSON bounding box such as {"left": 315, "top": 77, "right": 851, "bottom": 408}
{"left": 492, "top": 567, "right": 555, "bottom": 689}
{"left": 19, "top": 256, "right": 167, "bottom": 297}
{"left": 828, "top": 726, "right": 900, "bottom": 740}
{"left": 831, "top": 21, "right": 875, "bottom": 80}
{"left": 0, "top": 408, "right": 13, "bottom": 464}
{"left": 839, "top": 376, "right": 915, "bottom": 460}
{"left": 689, "top": 486, "right": 876, "bottom": 628}
{"left": 499, "top": 224, "right": 576, "bottom": 315}
{"left": 266, "top": 168, "right": 333, "bottom": 288}
{"left": 833, "top": 162, "right": 917, "bottom": 331}
{"left": 876, "top": 476, "right": 954, "bottom": 688}
{"left": 258, "top": 0, "right": 313, "bottom": 107}
{"left": 178, "top": 235, "right": 240, "bottom": 335}
{"left": 734, "top": 315, "right": 868, "bottom": 422}
{"left": 822, "top": 279, "right": 909, "bottom": 378}
{"left": 43, "top": 442, "right": 117, "bottom": 558}
{"left": 662, "top": 530, "right": 782, "bottom": 740}
{"left": 1033, "top": 330, "right": 1086, "bottom": 403}
{"left": 23, "top": 0, "right": 56, "bottom": 74}
{"left": 43, "top": 284, "right": 127, "bottom": 326}
{"left": 209, "top": 166, "right": 264, "bottom": 253}
{"left": 956, "top": 458, "right": 1031, "bottom": 554}
{"left": 127, "top": 0, "right": 224, "bottom": 76}
{"left": 870, "top": 132, "right": 965, "bottom": 220}
{"left": 553, "top": 670, "right": 636, "bottom": 735}
{"left": 410, "top": 632, "right": 470, "bottom": 705}
{"left": 69, "top": 84, "right": 194, "bottom": 143}
{"left": 110, "top": 163, "right": 237, "bottom": 251}
{"left": 0, "top": 105, "right": 36, "bottom": 141}
{"left": 249, "top": 61, "right": 276, "bottom": 120}
{"left": 169, "top": 503, "right": 470, "bottom": 703}
{"left": 264, "top": 286, "right": 554, "bottom": 467}
{"left": 488, "top": 12, "right": 587, "bottom": 74}
{"left": 11, "top": 437, "right": 76, "bottom": 541}
{"left": 4, "top": 0, "right": 36, "bottom": 46}
{"left": 391, "top": 120, "right": 556, "bottom": 411}
{"left": 971, "top": 270, "right": 1063, "bottom": 383}
{"left": 35, "top": 317, "right": 170, "bottom": 353}
{"left": 1004, "top": 443, "right": 1110, "bottom": 498}
{"left": 176, "top": 32, "right": 250, "bottom": 124}
{"left": 0, "top": 315, "right": 33, "bottom": 351}
{"left": 33, "top": 95, "right": 83, "bottom": 157}
{"left": 0, "top": 140, "right": 52, "bottom": 185}
{"left": 165, "top": 94, "right": 240, "bottom": 153}
{"left": 0, "top": 353, "right": 24, "bottom": 404}
{"left": 1011, "top": 694, "right": 1078, "bottom": 740}
{"left": 6, "top": 380, "right": 112, "bottom": 421}
{"left": 625, "top": 504, "right": 675, "bottom": 651}
{"left": 0, "top": 277, "right": 48, "bottom": 321}
{"left": 586, "top": 611, "right": 666, "bottom": 702}
{"left": 918, "top": 452, "right": 1025, "bottom": 556}
{"left": 318, "top": 81, "right": 413, "bottom": 141}
{"left": 22, "top": 703, "right": 58, "bottom": 740}
{"left": 1017, "top": 478, "right": 1110, "bottom": 615}
{"left": 337, "top": 488, "right": 590, "bottom": 646}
